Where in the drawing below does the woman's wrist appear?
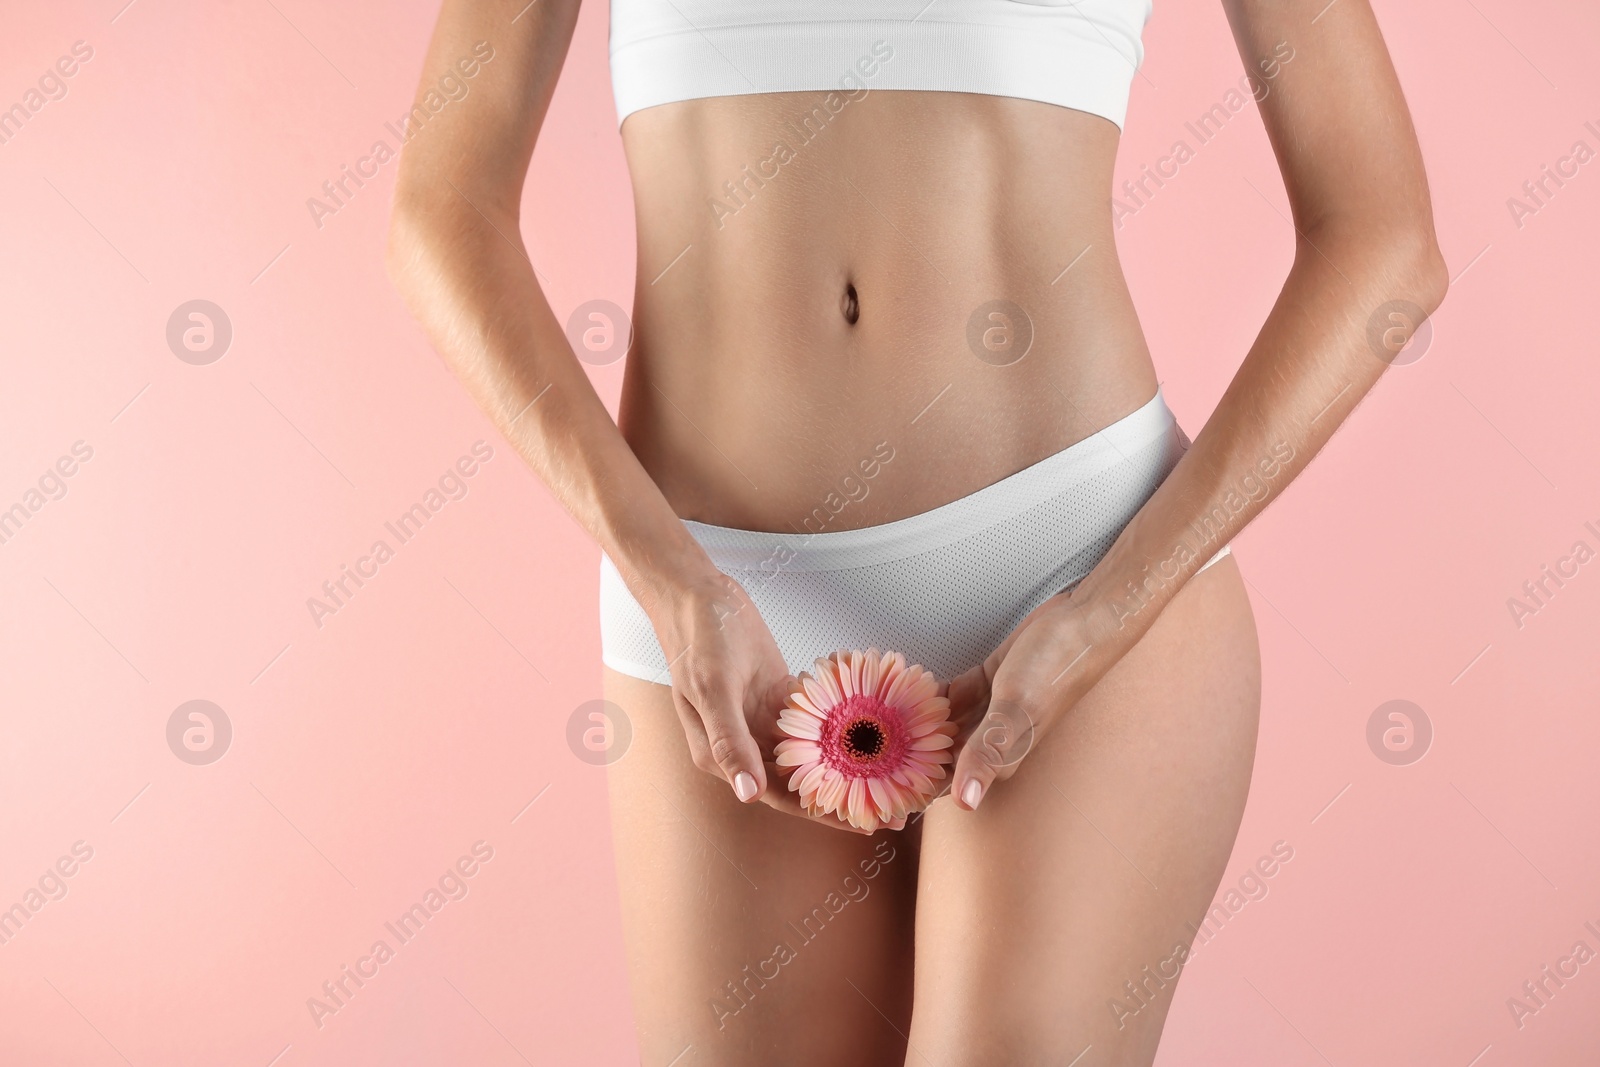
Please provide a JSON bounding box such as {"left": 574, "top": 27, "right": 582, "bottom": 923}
{"left": 1068, "top": 518, "right": 1190, "bottom": 642}
{"left": 606, "top": 523, "right": 725, "bottom": 619}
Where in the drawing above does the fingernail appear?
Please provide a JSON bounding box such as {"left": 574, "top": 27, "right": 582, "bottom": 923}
{"left": 961, "top": 778, "right": 984, "bottom": 809}
{"left": 734, "top": 771, "right": 759, "bottom": 802}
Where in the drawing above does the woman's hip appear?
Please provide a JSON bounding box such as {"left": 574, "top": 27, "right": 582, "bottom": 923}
{"left": 600, "top": 386, "right": 1230, "bottom": 684}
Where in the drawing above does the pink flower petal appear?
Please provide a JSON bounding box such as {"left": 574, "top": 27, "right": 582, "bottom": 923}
{"left": 777, "top": 712, "right": 822, "bottom": 740}
{"left": 898, "top": 766, "right": 935, "bottom": 797}
{"left": 794, "top": 761, "right": 829, "bottom": 797}
{"left": 902, "top": 673, "right": 938, "bottom": 707}
{"left": 787, "top": 690, "right": 824, "bottom": 717}
{"left": 866, "top": 776, "right": 895, "bottom": 818}
{"left": 819, "top": 773, "right": 848, "bottom": 813}
{"left": 775, "top": 741, "right": 821, "bottom": 767}
{"left": 881, "top": 666, "right": 915, "bottom": 708}
{"left": 814, "top": 661, "right": 843, "bottom": 705}
{"left": 862, "top": 648, "right": 882, "bottom": 697}
{"left": 885, "top": 650, "right": 907, "bottom": 677}
{"left": 846, "top": 778, "right": 867, "bottom": 825}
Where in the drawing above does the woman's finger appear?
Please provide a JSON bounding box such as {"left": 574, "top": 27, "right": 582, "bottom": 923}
{"left": 747, "top": 672, "right": 801, "bottom": 750}
{"left": 669, "top": 688, "right": 716, "bottom": 772}
{"left": 690, "top": 678, "right": 768, "bottom": 802}
{"left": 944, "top": 662, "right": 993, "bottom": 732}
{"left": 950, "top": 696, "right": 1037, "bottom": 811}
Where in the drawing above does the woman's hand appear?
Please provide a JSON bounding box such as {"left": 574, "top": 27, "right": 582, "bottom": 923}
{"left": 941, "top": 588, "right": 1133, "bottom": 811}
{"left": 649, "top": 571, "right": 895, "bottom": 834}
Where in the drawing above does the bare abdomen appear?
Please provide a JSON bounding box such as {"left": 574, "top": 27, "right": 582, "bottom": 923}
{"left": 615, "top": 89, "right": 1159, "bottom": 532}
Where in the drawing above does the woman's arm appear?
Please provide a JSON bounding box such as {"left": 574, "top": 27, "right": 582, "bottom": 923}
{"left": 386, "top": 0, "right": 791, "bottom": 809}
{"left": 946, "top": 0, "right": 1449, "bottom": 806}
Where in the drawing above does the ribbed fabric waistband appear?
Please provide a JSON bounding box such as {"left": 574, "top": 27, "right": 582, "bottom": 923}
{"left": 680, "top": 387, "right": 1178, "bottom": 572}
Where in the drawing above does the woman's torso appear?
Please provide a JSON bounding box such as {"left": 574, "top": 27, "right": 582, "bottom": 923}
{"left": 614, "top": 37, "right": 1158, "bottom": 534}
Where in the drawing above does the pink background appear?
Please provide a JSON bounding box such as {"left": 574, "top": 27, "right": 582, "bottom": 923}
{"left": 2, "top": 1, "right": 1596, "bottom": 1064}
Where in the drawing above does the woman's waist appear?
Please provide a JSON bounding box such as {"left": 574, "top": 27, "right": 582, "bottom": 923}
{"left": 617, "top": 236, "right": 1161, "bottom": 519}
{"left": 619, "top": 357, "right": 1170, "bottom": 543}
{"left": 621, "top": 89, "right": 1126, "bottom": 299}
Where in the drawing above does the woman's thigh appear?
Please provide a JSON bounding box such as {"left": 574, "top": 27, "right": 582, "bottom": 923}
{"left": 908, "top": 556, "right": 1261, "bottom": 1067}
{"left": 602, "top": 667, "right": 919, "bottom": 1067}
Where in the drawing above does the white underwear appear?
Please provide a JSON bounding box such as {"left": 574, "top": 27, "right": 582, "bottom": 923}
{"left": 599, "top": 387, "right": 1230, "bottom": 684}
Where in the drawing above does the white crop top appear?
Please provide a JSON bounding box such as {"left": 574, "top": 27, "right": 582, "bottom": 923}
{"left": 608, "top": 0, "right": 1153, "bottom": 131}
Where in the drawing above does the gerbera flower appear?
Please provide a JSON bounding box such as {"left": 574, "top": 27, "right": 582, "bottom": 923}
{"left": 774, "top": 648, "right": 957, "bottom": 831}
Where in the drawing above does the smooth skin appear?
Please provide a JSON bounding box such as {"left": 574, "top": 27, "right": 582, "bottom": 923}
{"left": 387, "top": 1, "right": 1447, "bottom": 1063}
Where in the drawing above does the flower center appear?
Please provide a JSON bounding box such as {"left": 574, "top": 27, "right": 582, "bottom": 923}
{"left": 820, "top": 693, "right": 910, "bottom": 778}
{"left": 842, "top": 718, "right": 886, "bottom": 761}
